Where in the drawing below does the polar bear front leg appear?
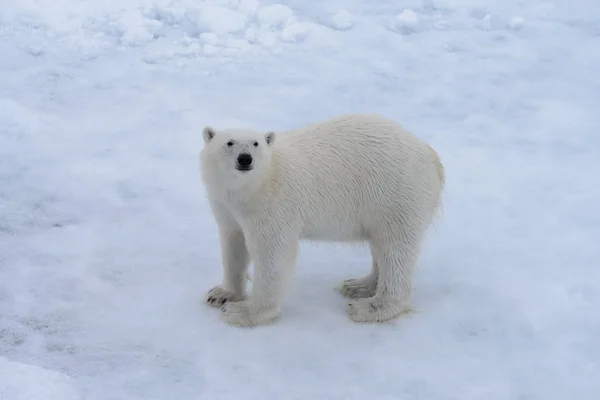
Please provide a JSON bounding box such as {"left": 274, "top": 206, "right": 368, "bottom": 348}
{"left": 205, "top": 228, "right": 250, "bottom": 308}
{"left": 221, "top": 232, "right": 298, "bottom": 327}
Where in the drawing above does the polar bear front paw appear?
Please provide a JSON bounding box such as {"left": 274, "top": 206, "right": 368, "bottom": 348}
{"left": 220, "top": 300, "right": 281, "bottom": 327}
{"left": 347, "top": 297, "right": 410, "bottom": 323}
{"left": 205, "top": 286, "right": 246, "bottom": 308}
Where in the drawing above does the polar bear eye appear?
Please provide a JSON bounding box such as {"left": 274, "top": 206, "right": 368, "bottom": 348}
{"left": 253, "top": 142, "right": 259, "bottom": 147}
{"left": 227, "top": 141, "right": 234, "bottom": 147}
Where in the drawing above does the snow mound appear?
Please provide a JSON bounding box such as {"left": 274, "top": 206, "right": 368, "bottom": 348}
{"left": 238, "top": 0, "right": 260, "bottom": 16}
{"left": 478, "top": 14, "right": 494, "bottom": 31}
{"left": 198, "top": 5, "right": 247, "bottom": 35}
{"left": 509, "top": 17, "right": 525, "bottom": 31}
{"left": 0, "top": 357, "right": 80, "bottom": 400}
{"left": 281, "top": 23, "right": 310, "bottom": 43}
{"left": 256, "top": 4, "right": 294, "bottom": 29}
{"left": 331, "top": 10, "right": 353, "bottom": 31}
{"left": 199, "top": 32, "right": 220, "bottom": 46}
{"left": 395, "top": 9, "right": 420, "bottom": 34}
{"left": 119, "top": 9, "right": 157, "bottom": 46}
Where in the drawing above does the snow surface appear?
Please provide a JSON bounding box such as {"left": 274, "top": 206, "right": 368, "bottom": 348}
{"left": 331, "top": 10, "right": 353, "bottom": 31}
{"left": 1, "top": 0, "right": 600, "bottom": 399}
{"left": 395, "top": 9, "right": 421, "bottom": 34}
{"left": 0, "top": 357, "right": 80, "bottom": 400}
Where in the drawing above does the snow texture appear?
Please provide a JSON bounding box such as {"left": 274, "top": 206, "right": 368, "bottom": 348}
{"left": 509, "top": 16, "right": 525, "bottom": 31}
{"left": 1, "top": 0, "right": 599, "bottom": 399}
{"left": 331, "top": 10, "right": 353, "bottom": 31}
{"left": 395, "top": 9, "right": 420, "bottom": 34}
{"left": 0, "top": 357, "right": 80, "bottom": 400}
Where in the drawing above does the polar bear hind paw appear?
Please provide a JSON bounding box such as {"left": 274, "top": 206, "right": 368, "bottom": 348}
{"left": 347, "top": 297, "right": 410, "bottom": 323}
{"left": 340, "top": 277, "right": 377, "bottom": 299}
{"left": 220, "top": 300, "right": 281, "bottom": 327}
{"left": 205, "top": 286, "right": 246, "bottom": 308}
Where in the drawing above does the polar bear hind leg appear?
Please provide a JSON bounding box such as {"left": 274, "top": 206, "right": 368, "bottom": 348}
{"left": 340, "top": 246, "right": 379, "bottom": 299}
{"left": 347, "top": 232, "right": 422, "bottom": 323}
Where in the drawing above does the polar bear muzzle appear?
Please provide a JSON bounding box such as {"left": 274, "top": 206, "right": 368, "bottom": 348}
{"left": 236, "top": 153, "right": 253, "bottom": 171}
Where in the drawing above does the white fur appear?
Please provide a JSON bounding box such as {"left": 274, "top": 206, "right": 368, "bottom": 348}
{"left": 199, "top": 114, "right": 445, "bottom": 327}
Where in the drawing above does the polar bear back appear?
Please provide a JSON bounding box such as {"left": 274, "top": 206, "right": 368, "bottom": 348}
{"left": 259, "top": 114, "right": 443, "bottom": 242}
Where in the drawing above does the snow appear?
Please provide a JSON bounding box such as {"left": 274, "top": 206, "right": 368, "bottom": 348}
{"left": 395, "top": 9, "right": 420, "bottom": 34}
{"left": 509, "top": 16, "right": 525, "bottom": 31}
{"left": 331, "top": 10, "right": 353, "bottom": 31}
{"left": 197, "top": 5, "right": 247, "bottom": 35}
{"left": 1, "top": 0, "right": 599, "bottom": 399}
{"left": 256, "top": 4, "right": 294, "bottom": 29}
{"left": 280, "top": 22, "right": 310, "bottom": 44}
{"left": 0, "top": 357, "right": 80, "bottom": 400}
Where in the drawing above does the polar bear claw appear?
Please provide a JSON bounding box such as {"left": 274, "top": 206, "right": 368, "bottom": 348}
{"left": 205, "top": 286, "right": 246, "bottom": 308}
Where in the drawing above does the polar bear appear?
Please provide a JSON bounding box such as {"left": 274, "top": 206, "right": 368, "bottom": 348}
{"left": 199, "top": 113, "right": 445, "bottom": 327}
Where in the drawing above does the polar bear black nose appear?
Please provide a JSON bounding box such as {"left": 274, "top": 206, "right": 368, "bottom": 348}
{"left": 237, "top": 153, "right": 253, "bottom": 167}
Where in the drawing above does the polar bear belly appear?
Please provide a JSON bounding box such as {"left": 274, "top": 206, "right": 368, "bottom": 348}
{"left": 299, "top": 208, "right": 367, "bottom": 242}
{"left": 301, "top": 222, "right": 367, "bottom": 242}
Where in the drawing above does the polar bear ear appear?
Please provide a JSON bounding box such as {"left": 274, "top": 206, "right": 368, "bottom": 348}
{"left": 265, "top": 131, "right": 275, "bottom": 146}
{"left": 202, "top": 127, "right": 216, "bottom": 144}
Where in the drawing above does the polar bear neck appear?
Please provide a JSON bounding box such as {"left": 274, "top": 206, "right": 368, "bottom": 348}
{"left": 206, "top": 166, "right": 273, "bottom": 210}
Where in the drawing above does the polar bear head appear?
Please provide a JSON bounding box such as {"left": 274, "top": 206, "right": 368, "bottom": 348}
{"left": 199, "top": 126, "right": 276, "bottom": 195}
